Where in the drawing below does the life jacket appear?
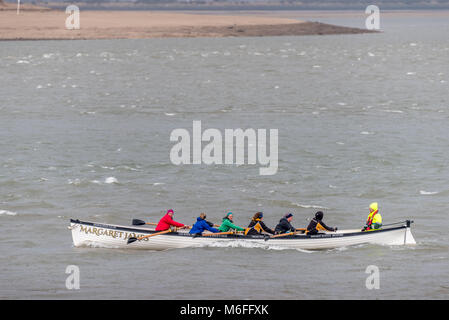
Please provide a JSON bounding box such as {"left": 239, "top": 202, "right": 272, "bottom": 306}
{"left": 366, "top": 210, "right": 380, "bottom": 230}
{"left": 244, "top": 219, "right": 263, "bottom": 235}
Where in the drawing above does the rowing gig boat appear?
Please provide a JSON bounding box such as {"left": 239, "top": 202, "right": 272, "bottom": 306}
{"left": 69, "top": 219, "right": 416, "bottom": 250}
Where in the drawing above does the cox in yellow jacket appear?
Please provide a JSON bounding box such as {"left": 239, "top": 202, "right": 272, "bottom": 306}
{"left": 362, "top": 202, "right": 382, "bottom": 231}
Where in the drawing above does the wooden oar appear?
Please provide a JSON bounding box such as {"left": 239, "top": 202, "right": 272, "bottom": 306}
{"left": 127, "top": 229, "right": 172, "bottom": 244}
{"left": 270, "top": 231, "right": 297, "bottom": 239}
{"left": 132, "top": 218, "right": 219, "bottom": 228}
{"left": 132, "top": 219, "right": 192, "bottom": 229}
{"left": 269, "top": 228, "right": 307, "bottom": 239}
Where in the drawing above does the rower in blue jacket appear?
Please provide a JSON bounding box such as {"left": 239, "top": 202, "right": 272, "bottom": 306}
{"left": 189, "top": 213, "right": 220, "bottom": 236}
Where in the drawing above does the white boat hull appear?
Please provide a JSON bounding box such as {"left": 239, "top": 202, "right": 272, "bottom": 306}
{"left": 69, "top": 219, "right": 416, "bottom": 251}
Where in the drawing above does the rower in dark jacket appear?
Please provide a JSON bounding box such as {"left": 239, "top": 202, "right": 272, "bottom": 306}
{"left": 306, "top": 211, "right": 337, "bottom": 235}
{"left": 275, "top": 213, "right": 296, "bottom": 234}
{"left": 245, "top": 212, "right": 275, "bottom": 236}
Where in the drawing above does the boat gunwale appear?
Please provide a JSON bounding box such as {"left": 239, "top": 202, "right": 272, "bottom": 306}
{"left": 70, "top": 218, "right": 408, "bottom": 241}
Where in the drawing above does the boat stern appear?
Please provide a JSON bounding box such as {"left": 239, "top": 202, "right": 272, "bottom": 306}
{"left": 404, "top": 220, "right": 416, "bottom": 245}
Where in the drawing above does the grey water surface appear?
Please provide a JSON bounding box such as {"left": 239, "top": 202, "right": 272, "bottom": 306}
{"left": 0, "top": 12, "right": 448, "bottom": 299}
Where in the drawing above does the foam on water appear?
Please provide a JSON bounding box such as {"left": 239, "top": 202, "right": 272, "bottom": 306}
{"left": 0, "top": 210, "right": 17, "bottom": 216}
{"left": 420, "top": 190, "right": 439, "bottom": 195}
{"left": 382, "top": 109, "right": 404, "bottom": 113}
{"left": 104, "top": 177, "right": 118, "bottom": 184}
{"left": 77, "top": 241, "right": 121, "bottom": 249}
{"left": 292, "top": 203, "right": 329, "bottom": 210}
{"left": 203, "top": 240, "right": 314, "bottom": 253}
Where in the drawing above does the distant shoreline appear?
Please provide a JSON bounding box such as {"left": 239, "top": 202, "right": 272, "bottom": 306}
{"left": 3, "top": 0, "right": 449, "bottom": 11}
{"left": 0, "top": 8, "right": 376, "bottom": 41}
{"left": 39, "top": 1, "right": 449, "bottom": 11}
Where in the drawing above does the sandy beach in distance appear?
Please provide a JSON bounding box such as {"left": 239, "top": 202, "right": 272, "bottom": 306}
{"left": 0, "top": 4, "right": 374, "bottom": 40}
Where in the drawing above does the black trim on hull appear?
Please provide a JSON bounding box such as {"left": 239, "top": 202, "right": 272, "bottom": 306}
{"left": 70, "top": 219, "right": 408, "bottom": 240}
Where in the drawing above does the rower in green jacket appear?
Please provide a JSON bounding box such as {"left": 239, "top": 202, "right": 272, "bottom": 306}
{"left": 218, "top": 212, "right": 245, "bottom": 233}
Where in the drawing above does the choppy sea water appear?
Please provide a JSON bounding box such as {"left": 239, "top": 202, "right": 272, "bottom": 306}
{"left": 0, "top": 11, "right": 448, "bottom": 299}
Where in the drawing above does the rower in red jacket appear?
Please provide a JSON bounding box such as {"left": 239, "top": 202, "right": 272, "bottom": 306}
{"left": 155, "top": 209, "right": 186, "bottom": 231}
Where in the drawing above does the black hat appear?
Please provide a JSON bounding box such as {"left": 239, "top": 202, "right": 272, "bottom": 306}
{"left": 315, "top": 211, "right": 324, "bottom": 220}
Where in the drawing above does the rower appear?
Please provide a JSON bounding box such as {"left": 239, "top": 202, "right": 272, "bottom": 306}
{"left": 245, "top": 212, "right": 275, "bottom": 236}
{"left": 189, "top": 213, "right": 220, "bottom": 236}
{"left": 361, "top": 202, "right": 382, "bottom": 231}
{"left": 155, "top": 209, "right": 187, "bottom": 231}
{"left": 218, "top": 212, "right": 245, "bottom": 233}
{"left": 306, "top": 211, "right": 337, "bottom": 235}
{"left": 274, "top": 213, "right": 296, "bottom": 234}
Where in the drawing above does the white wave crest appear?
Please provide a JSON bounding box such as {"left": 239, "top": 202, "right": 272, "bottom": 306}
{"left": 382, "top": 109, "right": 404, "bottom": 113}
{"left": 104, "top": 177, "right": 118, "bottom": 184}
{"left": 68, "top": 178, "right": 82, "bottom": 185}
{"left": 292, "top": 203, "right": 329, "bottom": 210}
{"left": 420, "top": 190, "right": 439, "bottom": 195}
{"left": 0, "top": 210, "right": 17, "bottom": 216}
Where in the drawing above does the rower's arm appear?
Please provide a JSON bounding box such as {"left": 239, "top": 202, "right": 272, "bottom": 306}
{"left": 320, "top": 221, "right": 336, "bottom": 232}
